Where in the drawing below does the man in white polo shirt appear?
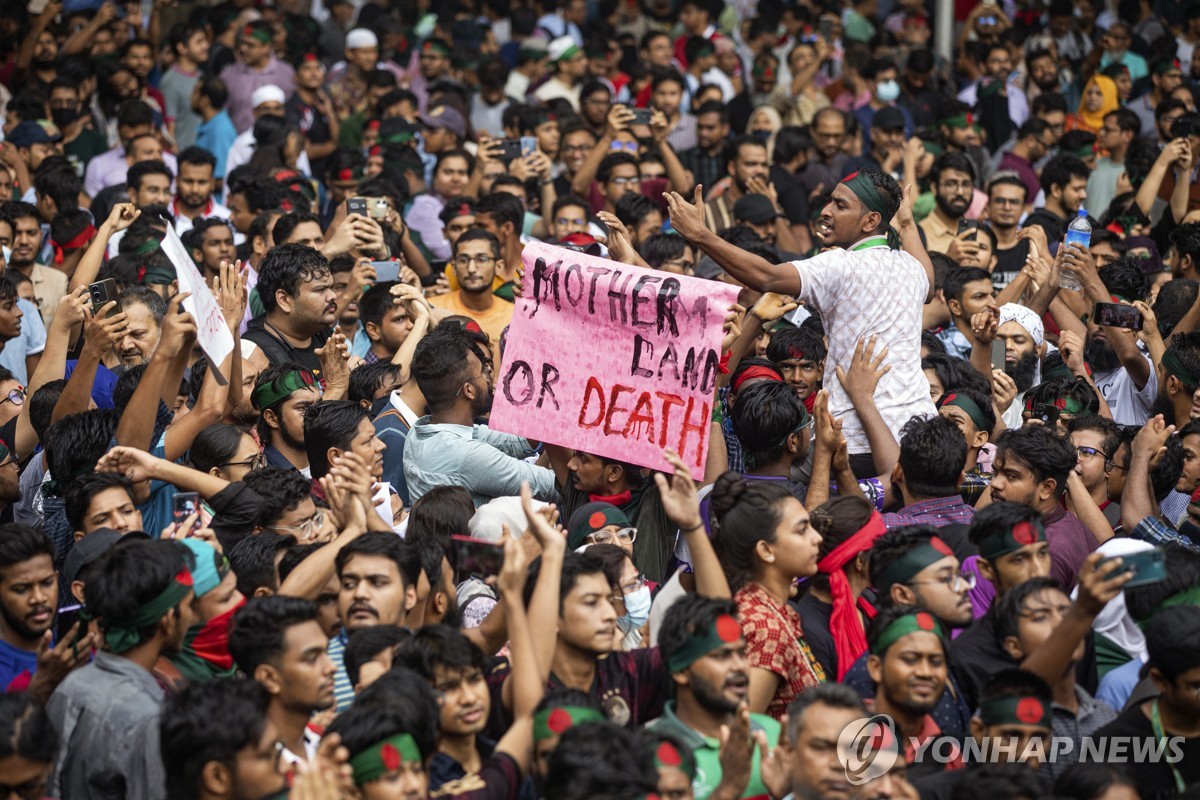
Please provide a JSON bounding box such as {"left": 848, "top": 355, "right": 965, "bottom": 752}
{"left": 665, "top": 168, "right": 936, "bottom": 476}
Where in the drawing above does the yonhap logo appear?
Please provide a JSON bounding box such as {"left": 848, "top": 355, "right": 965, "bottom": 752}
{"left": 837, "top": 715, "right": 901, "bottom": 785}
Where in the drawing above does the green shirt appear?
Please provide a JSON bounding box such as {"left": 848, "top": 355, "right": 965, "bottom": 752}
{"left": 647, "top": 701, "right": 781, "bottom": 799}
{"left": 64, "top": 127, "right": 109, "bottom": 174}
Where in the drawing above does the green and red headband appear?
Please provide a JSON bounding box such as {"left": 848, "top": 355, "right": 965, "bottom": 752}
{"left": 654, "top": 740, "right": 696, "bottom": 780}
{"left": 101, "top": 568, "right": 194, "bottom": 653}
{"left": 533, "top": 706, "right": 606, "bottom": 742}
{"left": 252, "top": 368, "right": 318, "bottom": 411}
{"left": 423, "top": 40, "right": 451, "bottom": 57}
{"left": 869, "top": 610, "right": 947, "bottom": 656}
{"left": 940, "top": 112, "right": 975, "bottom": 129}
{"left": 666, "top": 613, "right": 743, "bottom": 673}
{"left": 938, "top": 392, "right": 989, "bottom": 434}
{"left": 841, "top": 171, "right": 899, "bottom": 248}
{"left": 873, "top": 536, "right": 954, "bottom": 591}
{"left": 1155, "top": 59, "right": 1182, "bottom": 76}
{"left": 1023, "top": 394, "right": 1087, "bottom": 415}
{"left": 350, "top": 733, "right": 422, "bottom": 784}
{"left": 977, "top": 518, "right": 1046, "bottom": 561}
{"left": 979, "top": 695, "right": 1052, "bottom": 728}
{"left": 241, "top": 25, "right": 273, "bottom": 44}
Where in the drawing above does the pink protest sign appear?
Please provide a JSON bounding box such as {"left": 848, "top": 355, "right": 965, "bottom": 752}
{"left": 488, "top": 241, "right": 739, "bottom": 479}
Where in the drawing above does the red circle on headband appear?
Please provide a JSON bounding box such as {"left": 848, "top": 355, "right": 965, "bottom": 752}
{"left": 656, "top": 742, "right": 682, "bottom": 768}
{"left": 381, "top": 742, "right": 402, "bottom": 770}
{"left": 841, "top": 171, "right": 859, "bottom": 183}
{"left": 547, "top": 708, "right": 573, "bottom": 734}
{"left": 588, "top": 511, "right": 607, "bottom": 529}
{"left": 915, "top": 612, "right": 935, "bottom": 631}
{"left": 715, "top": 614, "right": 740, "bottom": 642}
{"left": 1016, "top": 698, "right": 1044, "bottom": 724}
{"left": 1012, "top": 522, "right": 1038, "bottom": 546}
{"left": 930, "top": 537, "right": 952, "bottom": 556}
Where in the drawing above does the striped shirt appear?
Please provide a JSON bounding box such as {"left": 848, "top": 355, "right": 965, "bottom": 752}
{"left": 327, "top": 630, "right": 355, "bottom": 712}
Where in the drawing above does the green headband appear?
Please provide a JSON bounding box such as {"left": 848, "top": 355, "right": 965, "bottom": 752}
{"left": 555, "top": 44, "right": 582, "bottom": 63}
{"left": 242, "top": 25, "right": 273, "bottom": 44}
{"left": 939, "top": 112, "right": 974, "bottom": 129}
{"left": 938, "top": 392, "right": 989, "bottom": 434}
{"left": 350, "top": 733, "right": 422, "bottom": 784}
{"left": 979, "top": 695, "right": 1052, "bottom": 728}
{"left": 423, "top": 41, "right": 451, "bottom": 57}
{"left": 841, "top": 172, "right": 899, "bottom": 249}
{"left": 874, "top": 537, "right": 954, "bottom": 590}
{"left": 134, "top": 237, "right": 162, "bottom": 257}
{"left": 251, "top": 368, "right": 318, "bottom": 411}
{"left": 1162, "top": 348, "right": 1200, "bottom": 391}
{"left": 666, "top": 613, "right": 743, "bottom": 673}
{"left": 869, "top": 611, "right": 947, "bottom": 656}
{"left": 533, "top": 706, "right": 606, "bottom": 742}
{"left": 1025, "top": 395, "right": 1087, "bottom": 415}
{"left": 977, "top": 518, "right": 1046, "bottom": 561}
{"left": 101, "top": 569, "right": 194, "bottom": 653}
{"left": 1069, "top": 145, "right": 1095, "bottom": 160}
{"left": 1137, "top": 585, "right": 1200, "bottom": 628}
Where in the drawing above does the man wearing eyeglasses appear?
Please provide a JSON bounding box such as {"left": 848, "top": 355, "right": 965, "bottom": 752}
{"left": 1068, "top": 417, "right": 1124, "bottom": 533}
{"left": 428, "top": 230, "right": 514, "bottom": 348}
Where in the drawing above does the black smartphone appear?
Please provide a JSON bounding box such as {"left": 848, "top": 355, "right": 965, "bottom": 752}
{"left": 957, "top": 218, "right": 979, "bottom": 242}
{"left": 347, "top": 197, "right": 367, "bottom": 217}
{"left": 1093, "top": 302, "right": 1143, "bottom": 331}
{"left": 1097, "top": 548, "right": 1165, "bottom": 587}
{"left": 818, "top": 17, "right": 836, "bottom": 41}
{"left": 451, "top": 535, "right": 504, "bottom": 583}
{"left": 1031, "top": 404, "right": 1060, "bottom": 426}
{"left": 371, "top": 260, "right": 402, "bottom": 283}
{"left": 88, "top": 278, "right": 119, "bottom": 313}
{"left": 56, "top": 603, "right": 83, "bottom": 642}
{"left": 495, "top": 139, "right": 523, "bottom": 161}
{"left": 172, "top": 492, "right": 202, "bottom": 537}
{"left": 991, "top": 340, "right": 1007, "bottom": 371}
{"left": 630, "top": 108, "right": 653, "bottom": 126}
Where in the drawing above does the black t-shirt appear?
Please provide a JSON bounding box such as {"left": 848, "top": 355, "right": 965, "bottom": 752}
{"left": 794, "top": 593, "right": 837, "bottom": 679}
{"left": 243, "top": 317, "right": 331, "bottom": 378}
{"left": 949, "top": 612, "right": 1017, "bottom": 711}
{"left": 992, "top": 238, "right": 1030, "bottom": 291}
{"left": 1095, "top": 703, "right": 1200, "bottom": 800}
{"left": 286, "top": 95, "right": 333, "bottom": 182}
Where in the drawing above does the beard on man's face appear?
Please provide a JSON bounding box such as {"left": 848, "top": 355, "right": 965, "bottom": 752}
{"left": 1006, "top": 350, "right": 1040, "bottom": 393}
{"left": 1085, "top": 335, "right": 1122, "bottom": 373}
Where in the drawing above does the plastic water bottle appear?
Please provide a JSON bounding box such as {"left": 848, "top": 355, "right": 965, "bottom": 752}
{"left": 1060, "top": 209, "right": 1090, "bottom": 291}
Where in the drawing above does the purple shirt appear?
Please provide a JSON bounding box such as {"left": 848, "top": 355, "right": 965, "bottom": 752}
{"left": 997, "top": 151, "right": 1040, "bottom": 209}
{"left": 84, "top": 148, "right": 179, "bottom": 198}
{"left": 219, "top": 57, "right": 296, "bottom": 133}
{"left": 1044, "top": 505, "right": 1098, "bottom": 590}
{"left": 882, "top": 495, "right": 975, "bottom": 530}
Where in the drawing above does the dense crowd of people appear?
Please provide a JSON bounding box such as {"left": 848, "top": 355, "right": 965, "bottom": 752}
{"left": 0, "top": 0, "right": 1198, "bottom": 798}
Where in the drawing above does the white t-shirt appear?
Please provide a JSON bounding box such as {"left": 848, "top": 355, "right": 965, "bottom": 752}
{"left": 792, "top": 236, "right": 936, "bottom": 453}
{"left": 1093, "top": 347, "right": 1157, "bottom": 426}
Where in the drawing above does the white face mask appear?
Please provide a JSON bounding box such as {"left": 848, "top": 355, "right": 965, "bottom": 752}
{"left": 617, "top": 585, "right": 652, "bottom": 632}
{"left": 876, "top": 79, "right": 901, "bottom": 103}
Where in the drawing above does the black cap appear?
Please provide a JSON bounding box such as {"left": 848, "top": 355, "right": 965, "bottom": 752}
{"left": 63, "top": 529, "right": 150, "bottom": 586}
{"left": 733, "top": 193, "right": 780, "bottom": 225}
{"left": 872, "top": 106, "right": 906, "bottom": 132}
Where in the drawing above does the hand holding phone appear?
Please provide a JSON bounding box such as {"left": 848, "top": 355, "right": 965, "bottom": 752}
{"left": 347, "top": 197, "right": 367, "bottom": 217}
{"left": 172, "top": 493, "right": 202, "bottom": 538}
{"left": 452, "top": 535, "right": 505, "bottom": 583}
{"left": 372, "top": 260, "right": 402, "bottom": 283}
{"left": 1093, "top": 302, "right": 1143, "bottom": 331}
{"left": 1096, "top": 548, "right": 1165, "bottom": 588}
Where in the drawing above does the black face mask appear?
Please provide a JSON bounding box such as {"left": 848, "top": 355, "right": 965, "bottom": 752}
{"left": 51, "top": 107, "right": 80, "bottom": 129}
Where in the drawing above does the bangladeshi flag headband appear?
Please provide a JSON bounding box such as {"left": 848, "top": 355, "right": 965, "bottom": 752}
{"left": 977, "top": 518, "right": 1046, "bottom": 561}
{"left": 869, "top": 610, "right": 948, "bottom": 656}
{"left": 533, "top": 706, "right": 606, "bottom": 742}
{"left": 873, "top": 536, "right": 954, "bottom": 592}
{"left": 350, "top": 733, "right": 422, "bottom": 785}
{"left": 665, "top": 613, "right": 743, "bottom": 674}
{"left": 979, "top": 695, "right": 1052, "bottom": 728}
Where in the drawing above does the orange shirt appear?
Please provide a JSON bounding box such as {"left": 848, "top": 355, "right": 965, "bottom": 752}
{"left": 428, "top": 291, "right": 515, "bottom": 347}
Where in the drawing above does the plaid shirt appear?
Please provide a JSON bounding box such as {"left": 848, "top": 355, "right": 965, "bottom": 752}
{"left": 1045, "top": 686, "right": 1118, "bottom": 780}
{"left": 1129, "top": 515, "right": 1200, "bottom": 552}
{"left": 960, "top": 469, "right": 992, "bottom": 507}
{"left": 882, "top": 495, "right": 975, "bottom": 530}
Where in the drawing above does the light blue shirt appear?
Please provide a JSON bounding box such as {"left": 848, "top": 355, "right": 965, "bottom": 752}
{"left": 195, "top": 110, "right": 238, "bottom": 179}
{"left": 401, "top": 417, "right": 559, "bottom": 507}
{"left": 1095, "top": 658, "right": 1142, "bottom": 713}
{"left": 0, "top": 299, "right": 47, "bottom": 384}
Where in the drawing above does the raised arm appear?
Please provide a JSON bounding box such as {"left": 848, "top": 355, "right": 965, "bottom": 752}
{"left": 115, "top": 294, "right": 195, "bottom": 450}
{"left": 664, "top": 187, "right": 802, "bottom": 295}
{"left": 892, "top": 183, "right": 935, "bottom": 303}
{"left": 493, "top": 529, "right": 539, "bottom": 775}
{"left": 836, "top": 335, "right": 899, "bottom": 479}
{"left": 69, "top": 204, "right": 140, "bottom": 292}
{"left": 16, "top": 289, "right": 89, "bottom": 457}
{"left": 52, "top": 300, "right": 127, "bottom": 424}
{"left": 388, "top": 284, "right": 432, "bottom": 384}
{"left": 96, "top": 446, "right": 231, "bottom": 498}
{"left": 1120, "top": 415, "right": 1175, "bottom": 532}
{"left": 656, "top": 449, "right": 731, "bottom": 599}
